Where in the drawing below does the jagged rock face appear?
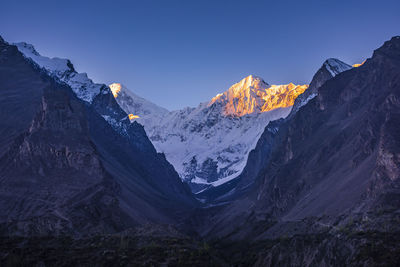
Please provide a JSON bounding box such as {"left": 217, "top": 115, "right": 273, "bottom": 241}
{"left": 18, "top": 91, "right": 103, "bottom": 177}
{"left": 203, "top": 37, "right": 400, "bottom": 239}
{"left": 0, "top": 39, "right": 196, "bottom": 236}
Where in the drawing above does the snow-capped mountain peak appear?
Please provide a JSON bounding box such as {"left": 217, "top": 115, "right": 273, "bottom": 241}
{"left": 323, "top": 58, "right": 352, "bottom": 76}
{"left": 231, "top": 74, "right": 269, "bottom": 91}
{"left": 210, "top": 75, "right": 269, "bottom": 101}
{"left": 289, "top": 58, "right": 352, "bottom": 117}
{"left": 209, "top": 75, "right": 308, "bottom": 117}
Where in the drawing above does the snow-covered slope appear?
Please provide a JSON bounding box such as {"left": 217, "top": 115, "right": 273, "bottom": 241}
{"left": 14, "top": 42, "right": 139, "bottom": 138}
{"left": 324, "top": 58, "right": 353, "bottom": 76}
{"left": 109, "top": 83, "right": 168, "bottom": 127}
{"left": 15, "top": 42, "right": 103, "bottom": 103}
{"left": 111, "top": 76, "right": 308, "bottom": 192}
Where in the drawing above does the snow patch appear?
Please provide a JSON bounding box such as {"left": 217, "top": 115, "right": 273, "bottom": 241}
{"left": 324, "top": 58, "right": 352, "bottom": 76}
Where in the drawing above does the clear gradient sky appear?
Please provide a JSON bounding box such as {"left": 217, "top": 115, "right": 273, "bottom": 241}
{"left": 1, "top": 0, "right": 399, "bottom": 110}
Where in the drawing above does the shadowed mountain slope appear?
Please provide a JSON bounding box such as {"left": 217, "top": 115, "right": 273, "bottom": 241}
{"left": 199, "top": 36, "right": 400, "bottom": 240}
{"left": 0, "top": 38, "right": 197, "bottom": 236}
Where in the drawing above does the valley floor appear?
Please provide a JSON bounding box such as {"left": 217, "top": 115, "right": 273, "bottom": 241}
{"left": 1, "top": 230, "right": 400, "bottom": 266}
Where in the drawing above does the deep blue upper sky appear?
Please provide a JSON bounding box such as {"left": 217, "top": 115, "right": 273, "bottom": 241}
{"left": 1, "top": 0, "right": 399, "bottom": 110}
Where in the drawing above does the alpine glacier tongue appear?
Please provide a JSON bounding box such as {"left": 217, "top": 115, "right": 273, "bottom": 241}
{"left": 110, "top": 76, "right": 308, "bottom": 192}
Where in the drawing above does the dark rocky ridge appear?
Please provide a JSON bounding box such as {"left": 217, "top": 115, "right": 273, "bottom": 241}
{"left": 197, "top": 36, "right": 400, "bottom": 241}
{"left": 288, "top": 58, "right": 351, "bottom": 118}
{"left": 0, "top": 38, "right": 197, "bottom": 236}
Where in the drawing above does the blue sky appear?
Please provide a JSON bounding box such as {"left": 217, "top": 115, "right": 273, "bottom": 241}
{"left": 1, "top": 0, "right": 399, "bottom": 110}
